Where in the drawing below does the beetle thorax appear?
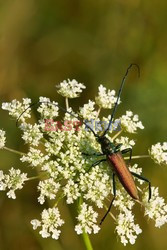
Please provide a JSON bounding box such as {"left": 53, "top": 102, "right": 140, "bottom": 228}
{"left": 97, "top": 136, "right": 116, "bottom": 155}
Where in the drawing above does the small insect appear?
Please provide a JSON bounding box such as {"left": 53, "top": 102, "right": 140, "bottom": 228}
{"left": 80, "top": 64, "right": 151, "bottom": 225}
{"left": 17, "top": 64, "right": 151, "bottom": 225}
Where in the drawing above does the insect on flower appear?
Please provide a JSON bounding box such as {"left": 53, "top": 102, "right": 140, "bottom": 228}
{"left": 80, "top": 64, "right": 152, "bottom": 225}
{"left": 17, "top": 64, "right": 152, "bottom": 226}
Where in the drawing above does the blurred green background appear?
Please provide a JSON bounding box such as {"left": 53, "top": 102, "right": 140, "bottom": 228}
{"left": 0, "top": 0, "right": 167, "bottom": 249}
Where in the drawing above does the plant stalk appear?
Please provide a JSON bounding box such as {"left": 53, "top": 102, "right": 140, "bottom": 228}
{"left": 3, "top": 146, "right": 25, "bottom": 156}
{"left": 81, "top": 231, "right": 93, "bottom": 250}
{"left": 124, "top": 155, "right": 150, "bottom": 160}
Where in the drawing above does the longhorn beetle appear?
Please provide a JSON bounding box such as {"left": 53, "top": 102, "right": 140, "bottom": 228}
{"left": 17, "top": 64, "right": 151, "bottom": 225}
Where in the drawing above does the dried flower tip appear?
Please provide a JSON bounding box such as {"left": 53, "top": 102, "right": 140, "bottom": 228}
{"left": 56, "top": 79, "right": 86, "bottom": 98}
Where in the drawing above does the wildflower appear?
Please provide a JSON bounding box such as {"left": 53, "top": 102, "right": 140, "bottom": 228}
{"left": 149, "top": 142, "right": 167, "bottom": 165}
{"left": 1, "top": 80, "right": 167, "bottom": 246}
{"left": 95, "top": 84, "right": 119, "bottom": 109}
{"left": 115, "top": 209, "right": 142, "bottom": 246}
{"left": 120, "top": 111, "right": 144, "bottom": 133}
{"left": 31, "top": 207, "right": 64, "bottom": 239}
{"left": 79, "top": 100, "right": 97, "bottom": 120}
{"left": 21, "top": 124, "right": 43, "bottom": 146}
{"left": 80, "top": 166, "right": 111, "bottom": 208}
{"left": 75, "top": 202, "right": 100, "bottom": 234}
{"left": 115, "top": 136, "right": 135, "bottom": 151}
{"left": 143, "top": 187, "right": 167, "bottom": 227}
{"left": 63, "top": 179, "right": 81, "bottom": 204}
{"left": 41, "top": 160, "right": 63, "bottom": 179}
{"left": 2, "top": 98, "right": 31, "bottom": 122}
{"left": 38, "top": 178, "right": 60, "bottom": 204}
{"left": 38, "top": 97, "right": 59, "bottom": 119}
{"left": 20, "top": 148, "right": 49, "bottom": 167}
{"left": 0, "top": 168, "right": 27, "bottom": 199}
{"left": 0, "top": 129, "right": 6, "bottom": 149}
{"left": 0, "top": 170, "right": 7, "bottom": 190}
{"left": 56, "top": 79, "right": 86, "bottom": 98}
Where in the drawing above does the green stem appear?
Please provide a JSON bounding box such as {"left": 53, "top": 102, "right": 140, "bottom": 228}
{"left": 3, "top": 146, "right": 25, "bottom": 156}
{"left": 124, "top": 155, "right": 150, "bottom": 160}
{"left": 81, "top": 231, "right": 93, "bottom": 250}
{"left": 78, "top": 197, "right": 93, "bottom": 250}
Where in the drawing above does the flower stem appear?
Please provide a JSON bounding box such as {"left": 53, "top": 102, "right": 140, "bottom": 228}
{"left": 124, "top": 155, "right": 150, "bottom": 160}
{"left": 65, "top": 97, "right": 69, "bottom": 110}
{"left": 96, "top": 108, "right": 101, "bottom": 119}
{"left": 78, "top": 197, "right": 93, "bottom": 250}
{"left": 27, "top": 176, "right": 41, "bottom": 181}
{"left": 112, "top": 129, "right": 123, "bottom": 140}
{"left": 3, "top": 146, "right": 25, "bottom": 156}
{"left": 81, "top": 231, "right": 93, "bottom": 250}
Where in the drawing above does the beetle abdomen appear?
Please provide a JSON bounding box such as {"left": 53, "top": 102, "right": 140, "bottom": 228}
{"left": 107, "top": 153, "right": 139, "bottom": 200}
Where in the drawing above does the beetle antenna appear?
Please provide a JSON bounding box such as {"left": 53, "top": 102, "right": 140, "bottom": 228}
{"left": 102, "top": 63, "right": 140, "bottom": 137}
{"left": 16, "top": 101, "right": 39, "bottom": 127}
{"left": 16, "top": 101, "right": 98, "bottom": 138}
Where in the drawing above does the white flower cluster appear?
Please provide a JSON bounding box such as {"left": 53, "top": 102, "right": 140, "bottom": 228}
{"left": 56, "top": 79, "right": 86, "bottom": 98}
{"left": 120, "top": 111, "right": 144, "bottom": 133}
{"left": 38, "top": 179, "right": 60, "bottom": 204}
{"left": 143, "top": 187, "right": 167, "bottom": 228}
{"left": 115, "top": 136, "right": 135, "bottom": 151}
{"left": 63, "top": 179, "right": 80, "bottom": 204}
{"left": 115, "top": 209, "right": 142, "bottom": 245}
{"left": 95, "top": 84, "right": 119, "bottom": 109}
{"left": 38, "top": 97, "right": 59, "bottom": 119}
{"left": 75, "top": 202, "right": 100, "bottom": 234}
{"left": 0, "top": 129, "right": 6, "bottom": 149}
{"left": 31, "top": 207, "right": 64, "bottom": 239}
{"left": 149, "top": 142, "right": 167, "bottom": 165}
{"left": 0, "top": 168, "right": 27, "bottom": 199}
{"left": 21, "top": 124, "right": 43, "bottom": 146}
{"left": 80, "top": 166, "right": 111, "bottom": 208}
{"left": 79, "top": 100, "right": 97, "bottom": 119}
{"left": 2, "top": 98, "right": 31, "bottom": 122}
{"left": 1, "top": 81, "right": 167, "bottom": 245}
{"left": 20, "top": 147, "right": 49, "bottom": 167}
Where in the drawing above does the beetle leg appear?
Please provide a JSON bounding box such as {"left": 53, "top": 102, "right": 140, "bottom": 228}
{"left": 86, "top": 159, "right": 106, "bottom": 173}
{"left": 130, "top": 171, "right": 151, "bottom": 201}
{"left": 91, "top": 159, "right": 107, "bottom": 167}
{"left": 121, "top": 148, "right": 132, "bottom": 164}
{"left": 115, "top": 143, "right": 123, "bottom": 150}
{"left": 82, "top": 152, "right": 105, "bottom": 156}
{"left": 100, "top": 173, "right": 116, "bottom": 225}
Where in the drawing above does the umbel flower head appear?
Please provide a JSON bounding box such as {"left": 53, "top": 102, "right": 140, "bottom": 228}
{"left": 0, "top": 129, "right": 6, "bottom": 149}
{"left": 0, "top": 80, "right": 167, "bottom": 246}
